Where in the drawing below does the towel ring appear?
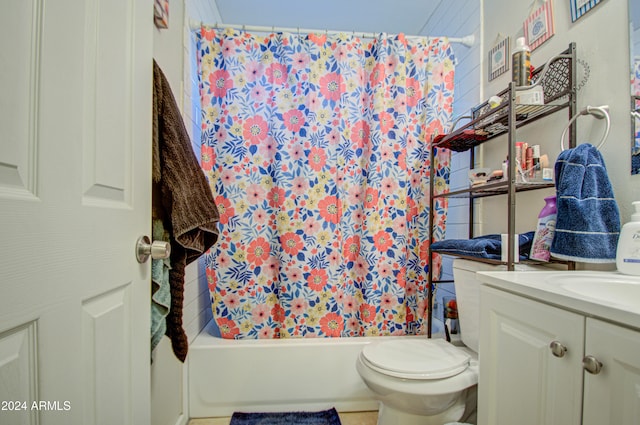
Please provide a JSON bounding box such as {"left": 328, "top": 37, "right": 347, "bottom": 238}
{"left": 560, "top": 105, "right": 610, "bottom": 151}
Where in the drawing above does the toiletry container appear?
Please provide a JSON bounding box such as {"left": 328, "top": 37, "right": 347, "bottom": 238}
{"left": 512, "top": 37, "right": 531, "bottom": 86}
{"left": 616, "top": 201, "right": 640, "bottom": 275}
{"left": 530, "top": 196, "right": 557, "bottom": 261}
{"left": 531, "top": 145, "right": 541, "bottom": 180}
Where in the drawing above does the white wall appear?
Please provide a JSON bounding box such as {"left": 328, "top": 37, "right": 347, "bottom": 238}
{"left": 480, "top": 0, "right": 639, "bottom": 260}
{"left": 151, "top": 1, "right": 221, "bottom": 425}
{"left": 424, "top": 1, "right": 482, "bottom": 325}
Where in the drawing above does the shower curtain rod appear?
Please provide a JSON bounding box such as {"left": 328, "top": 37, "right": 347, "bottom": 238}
{"left": 189, "top": 20, "right": 475, "bottom": 47}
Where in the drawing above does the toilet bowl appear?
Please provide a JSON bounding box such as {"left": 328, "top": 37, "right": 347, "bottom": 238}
{"left": 356, "top": 338, "right": 478, "bottom": 425}
{"left": 357, "top": 259, "right": 555, "bottom": 425}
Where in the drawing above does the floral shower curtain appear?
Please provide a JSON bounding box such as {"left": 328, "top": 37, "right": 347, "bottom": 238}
{"left": 197, "top": 27, "right": 454, "bottom": 339}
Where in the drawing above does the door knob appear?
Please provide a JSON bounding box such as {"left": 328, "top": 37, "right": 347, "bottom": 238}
{"left": 136, "top": 235, "right": 171, "bottom": 263}
{"left": 582, "top": 355, "right": 603, "bottom": 375}
{"left": 549, "top": 340, "right": 567, "bottom": 358}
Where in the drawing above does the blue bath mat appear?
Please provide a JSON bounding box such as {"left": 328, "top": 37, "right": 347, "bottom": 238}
{"left": 229, "top": 408, "right": 342, "bottom": 425}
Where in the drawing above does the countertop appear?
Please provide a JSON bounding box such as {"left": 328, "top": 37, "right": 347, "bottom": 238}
{"left": 476, "top": 270, "right": 640, "bottom": 330}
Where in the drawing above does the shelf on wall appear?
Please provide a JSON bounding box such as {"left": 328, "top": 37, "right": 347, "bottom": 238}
{"left": 434, "top": 51, "right": 574, "bottom": 153}
{"left": 426, "top": 43, "right": 577, "bottom": 338}
{"left": 429, "top": 252, "right": 573, "bottom": 269}
{"left": 435, "top": 181, "right": 555, "bottom": 199}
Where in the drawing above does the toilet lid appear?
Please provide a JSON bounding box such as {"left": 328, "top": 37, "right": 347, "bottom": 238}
{"left": 361, "top": 338, "right": 470, "bottom": 380}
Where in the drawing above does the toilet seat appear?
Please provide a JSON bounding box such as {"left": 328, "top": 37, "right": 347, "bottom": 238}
{"left": 361, "top": 338, "right": 470, "bottom": 380}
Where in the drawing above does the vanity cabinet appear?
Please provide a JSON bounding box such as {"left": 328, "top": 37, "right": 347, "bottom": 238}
{"left": 582, "top": 318, "right": 640, "bottom": 425}
{"left": 478, "top": 285, "right": 640, "bottom": 425}
{"left": 478, "top": 285, "right": 583, "bottom": 425}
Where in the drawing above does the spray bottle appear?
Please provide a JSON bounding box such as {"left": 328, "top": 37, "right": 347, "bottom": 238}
{"left": 512, "top": 37, "right": 531, "bottom": 86}
{"left": 530, "top": 196, "right": 556, "bottom": 262}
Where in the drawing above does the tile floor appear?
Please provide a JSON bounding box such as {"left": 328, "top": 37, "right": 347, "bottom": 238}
{"left": 188, "top": 410, "right": 378, "bottom": 425}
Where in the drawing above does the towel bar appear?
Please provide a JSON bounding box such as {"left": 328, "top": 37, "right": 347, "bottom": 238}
{"left": 560, "top": 104, "right": 610, "bottom": 151}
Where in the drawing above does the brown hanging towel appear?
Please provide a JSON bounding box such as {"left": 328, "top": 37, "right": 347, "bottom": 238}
{"left": 152, "top": 59, "right": 219, "bottom": 362}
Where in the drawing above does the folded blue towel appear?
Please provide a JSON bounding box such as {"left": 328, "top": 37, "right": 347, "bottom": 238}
{"left": 431, "top": 232, "right": 536, "bottom": 261}
{"left": 550, "top": 143, "right": 620, "bottom": 263}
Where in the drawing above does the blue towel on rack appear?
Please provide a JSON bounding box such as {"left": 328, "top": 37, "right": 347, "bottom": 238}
{"left": 550, "top": 143, "right": 620, "bottom": 263}
{"left": 431, "top": 232, "right": 536, "bottom": 260}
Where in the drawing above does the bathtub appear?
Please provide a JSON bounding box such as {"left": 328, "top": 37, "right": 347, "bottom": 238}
{"left": 188, "top": 320, "right": 433, "bottom": 418}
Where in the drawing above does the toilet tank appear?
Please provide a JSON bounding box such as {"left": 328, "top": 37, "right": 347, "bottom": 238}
{"left": 452, "top": 259, "right": 563, "bottom": 353}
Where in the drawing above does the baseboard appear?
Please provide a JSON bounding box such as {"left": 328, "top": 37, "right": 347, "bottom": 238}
{"left": 174, "top": 413, "right": 189, "bottom": 425}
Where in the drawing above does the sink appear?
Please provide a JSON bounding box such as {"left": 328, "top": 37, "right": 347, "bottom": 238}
{"left": 546, "top": 272, "right": 640, "bottom": 309}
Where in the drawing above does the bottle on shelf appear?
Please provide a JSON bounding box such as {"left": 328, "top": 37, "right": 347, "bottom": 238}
{"left": 530, "top": 196, "right": 557, "bottom": 262}
{"left": 512, "top": 37, "right": 531, "bottom": 87}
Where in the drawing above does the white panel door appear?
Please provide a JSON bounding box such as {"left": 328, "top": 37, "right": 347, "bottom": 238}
{"left": 583, "top": 318, "right": 640, "bottom": 425}
{"left": 478, "top": 286, "right": 585, "bottom": 425}
{"left": 0, "top": 1, "right": 152, "bottom": 424}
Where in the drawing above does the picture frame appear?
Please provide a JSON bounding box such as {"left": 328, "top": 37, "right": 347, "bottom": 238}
{"left": 488, "top": 36, "right": 510, "bottom": 81}
{"left": 524, "top": 0, "right": 555, "bottom": 51}
{"left": 570, "top": 0, "right": 601, "bottom": 22}
{"left": 154, "top": 0, "right": 169, "bottom": 29}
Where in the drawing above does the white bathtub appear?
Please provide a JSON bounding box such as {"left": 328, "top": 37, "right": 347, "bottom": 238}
{"left": 188, "top": 320, "right": 431, "bottom": 418}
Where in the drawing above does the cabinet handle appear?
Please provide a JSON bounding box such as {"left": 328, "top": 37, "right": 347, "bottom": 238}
{"left": 549, "top": 340, "right": 567, "bottom": 358}
{"left": 583, "top": 355, "right": 603, "bottom": 375}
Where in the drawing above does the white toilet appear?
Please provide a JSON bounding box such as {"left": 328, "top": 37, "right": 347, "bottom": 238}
{"left": 356, "top": 259, "right": 553, "bottom": 425}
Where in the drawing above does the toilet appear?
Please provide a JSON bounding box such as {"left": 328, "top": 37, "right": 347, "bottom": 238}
{"left": 356, "top": 259, "right": 554, "bottom": 425}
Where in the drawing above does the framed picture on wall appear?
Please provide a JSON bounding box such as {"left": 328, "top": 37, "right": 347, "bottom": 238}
{"left": 154, "top": 0, "right": 169, "bottom": 29}
{"left": 524, "top": 0, "right": 555, "bottom": 51}
{"left": 488, "top": 36, "right": 510, "bottom": 81}
{"left": 570, "top": 0, "right": 601, "bottom": 22}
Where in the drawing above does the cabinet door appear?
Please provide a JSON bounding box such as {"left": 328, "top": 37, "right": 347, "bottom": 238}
{"left": 583, "top": 318, "right": 640, "bottom": 425}
{"left": 478, "top": 286, "right": 584, "bottom": 425}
